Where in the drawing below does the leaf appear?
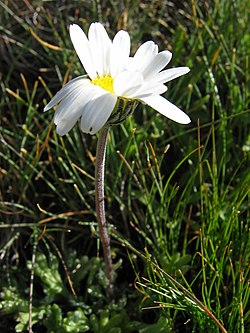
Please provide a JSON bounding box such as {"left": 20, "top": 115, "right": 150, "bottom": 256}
{"left": 62, "top": 308, "right": 89, "bottom": 332}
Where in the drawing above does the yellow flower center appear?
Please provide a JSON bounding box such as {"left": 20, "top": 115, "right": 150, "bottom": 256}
{"left": 91, "top": 75, "right": 114, "bottom": 93}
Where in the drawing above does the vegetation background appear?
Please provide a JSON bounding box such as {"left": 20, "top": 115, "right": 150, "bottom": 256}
{"left": 0, "top": 0, "right": 249, "bottom": 332}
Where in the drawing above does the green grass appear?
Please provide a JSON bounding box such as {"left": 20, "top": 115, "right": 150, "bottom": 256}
{"left": 0, "top": 0, "right": 249, "bottom": 332}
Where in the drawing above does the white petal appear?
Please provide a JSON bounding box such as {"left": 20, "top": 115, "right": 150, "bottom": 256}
{"left": 44, "top": 76, "right": 89, "bottom": 111}
{"left": 131, "top": 82, "right": 167, "bottom": 98}
{"left": 56, "top": 117, "right": 79, "bottom": 136}
{"left": 134, "top": 41, "right": 158, "bottom": 61}
{"left": 141, "top": 95, "right": 191, "bottom": 124}
{"left": 88, "top": 22, "right": 112, "bottom": 77}
{"left": 127, "top": 41, "right": 158, "bottom": 72}
{"left": 54, "top": 83, "right": 97, "bottom": 135}
{"left": 54, "top": 82, "right": 93, "bottom": 125}
{"left": 54, "top": 87, "right": 83, "bottom": 125}
{"left": 110, "top": 30, "right": 131, "bottom": 77}
{"left": 142, "top": 51, "right": 172, "bottom": 79}
{"left": 80, "top": 90, "right": 117, "bottom": 134}
{"left": 69, "top": 24, "right": 97, "bottom": 80}
{"left": 153, "top": 67, "right": 190, "bottom": 84}
{"left": 113, "top": 71, "right": 143, "bottom": 97}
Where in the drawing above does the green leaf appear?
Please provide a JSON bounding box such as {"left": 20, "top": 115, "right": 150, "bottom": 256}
{"left": 28, "top": 253, "right": 64, "bottom": 301}
{"left": 43, "top": 304, "right": 63, "bottom": 332}
{"left": 139, "top": 316, "right": 171, "bottom": 333}
{"left": 62, "top": 308, "right": 89, "bottom": 332}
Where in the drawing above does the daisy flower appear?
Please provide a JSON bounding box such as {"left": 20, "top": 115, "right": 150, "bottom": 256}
{"left": 44, "top": 22, "right": 191, "bottom": 135}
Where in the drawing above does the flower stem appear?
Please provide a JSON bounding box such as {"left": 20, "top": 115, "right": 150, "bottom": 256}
{"left": 95, "top": 125, "right": 113, "bottom": 297}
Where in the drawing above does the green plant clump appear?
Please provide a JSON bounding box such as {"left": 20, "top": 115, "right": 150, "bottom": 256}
{"left": 0, "top": 1, "right": 249, "bottom": 332}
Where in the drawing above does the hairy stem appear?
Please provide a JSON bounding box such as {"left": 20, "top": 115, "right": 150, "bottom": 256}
{"left": 95, "top": 125, "right": 113, "bottom": 297}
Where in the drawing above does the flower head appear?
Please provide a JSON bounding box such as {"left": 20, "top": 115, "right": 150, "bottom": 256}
{"left": 44, "top": 22, "right": 191, "bottom": 135}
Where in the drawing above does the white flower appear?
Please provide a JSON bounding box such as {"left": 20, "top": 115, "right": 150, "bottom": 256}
{"left": 44, "top": 22, "right": 191, "bottom": 136}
